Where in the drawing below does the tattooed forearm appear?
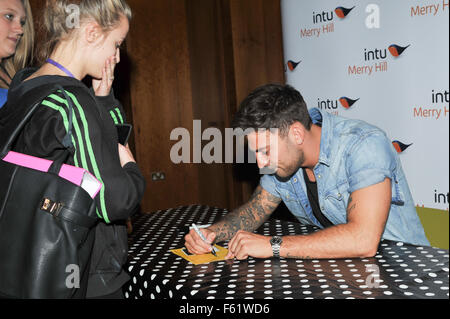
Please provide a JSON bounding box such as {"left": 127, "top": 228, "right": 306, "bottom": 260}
{"left": 347, "top": 195, "right": 356, "bottom": 215}
{"left": 210, "top": 186, "right": 281, "bottom": 243}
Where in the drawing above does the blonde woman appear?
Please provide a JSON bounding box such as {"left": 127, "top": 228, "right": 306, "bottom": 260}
{"left": 1, "top": 0, "right": 145, "bottom": 298}
{"left": 0, "top": 0, "right": 34, "bottom": 108}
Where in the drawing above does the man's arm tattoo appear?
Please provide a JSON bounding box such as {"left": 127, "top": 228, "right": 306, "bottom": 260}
{"left": 347, "top": 195, "right": 356, "bottom": 215}
{"left": 211, "top": 186, "right": 281, "bottom": 243}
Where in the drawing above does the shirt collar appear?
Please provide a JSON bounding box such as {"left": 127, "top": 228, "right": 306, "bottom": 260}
{"left": 309, "top": 107, "right": 332, "bottom": 167}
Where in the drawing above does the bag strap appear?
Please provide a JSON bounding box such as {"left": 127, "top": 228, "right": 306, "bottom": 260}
{"left": 42, "top": 200, "right": 97, "bottom": 228}
{"left": 0, "top": 84, "right": 74, "bottom": 160}
{"left": 48, "top": 86, "right": 75, "bottom": 174}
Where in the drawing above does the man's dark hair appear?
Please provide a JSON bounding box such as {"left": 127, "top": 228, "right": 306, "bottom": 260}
{"left": 231, "top": 83, "right": 312, "bottom": 135}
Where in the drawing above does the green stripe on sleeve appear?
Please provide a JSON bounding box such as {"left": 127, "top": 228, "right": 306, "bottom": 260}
{"left": 115, "top": 108, "right": 124, "bottom": 124}
{"left": 47, "top": 94, "right": 89, "bottom": 171}
{"left": 109, "top": 110, "right": 119, "bottom": 124}
{"left": 64, "top": 90, "right": 110, "bottom": 223}
{"left": 41, "top": 99, "right": 79, "bottom": 168}
{"left": 45, "top": 94, "right": 103, "bottom": 219}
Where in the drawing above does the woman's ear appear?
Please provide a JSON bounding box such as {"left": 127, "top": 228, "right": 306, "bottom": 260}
{"left": 84, "top": 21, "right": 103, "bottom": 44}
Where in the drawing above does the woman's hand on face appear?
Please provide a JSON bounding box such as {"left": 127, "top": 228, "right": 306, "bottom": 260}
{"left": 93, "top": 55, "right": 117, "bottom": 97}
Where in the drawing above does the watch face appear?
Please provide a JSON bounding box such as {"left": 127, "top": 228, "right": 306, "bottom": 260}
{"left": 271, "top": 236, "right": 282, "bottom": 245}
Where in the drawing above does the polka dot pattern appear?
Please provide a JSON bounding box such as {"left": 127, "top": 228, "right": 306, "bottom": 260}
{"left": 124, "top": 205, "right": 449, "bottom": 299}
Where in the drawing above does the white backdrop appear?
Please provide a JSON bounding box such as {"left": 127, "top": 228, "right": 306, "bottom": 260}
{"left": 281, "top": 0, "right": 449, "bottom": 211}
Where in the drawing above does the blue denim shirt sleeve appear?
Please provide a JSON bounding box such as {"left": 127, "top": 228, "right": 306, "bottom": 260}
{"left": 346, "top": 131, "right": 396, "bottom": 193}
{"left": 260, "top": 174, "right": 282, "bottom": 198}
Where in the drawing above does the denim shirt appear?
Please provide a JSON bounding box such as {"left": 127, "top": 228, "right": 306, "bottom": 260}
{"left": 260, "top": 108, "right": 430, "bottom": 246}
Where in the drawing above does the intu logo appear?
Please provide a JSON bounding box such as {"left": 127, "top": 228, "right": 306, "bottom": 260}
{"left": 434, "top": 190, "right": 449, "bottom": 204}
{"left": 364, "top": 48, "right": 387, "bottom": 61}
{"left": 431, "top": 90, "right": 449, "bottom": 103}
{"left": 313, "top": 6, "right": 355, "bottom": 23}
{"left": 364, "top": 44, "right": 410, "bottom": 61}
{"left": 313, "top": 10, "right": 334, "bottom": 24}
{"left": 317, "top": 98, "right": 338, "bottom": 110}
{"left": 317, "top": 97, "right": 359, "bottom": 110}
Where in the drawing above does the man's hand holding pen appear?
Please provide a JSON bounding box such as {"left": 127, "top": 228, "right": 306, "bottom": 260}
{"left": 185, "top": 225, "right": 218, "bottom": 256}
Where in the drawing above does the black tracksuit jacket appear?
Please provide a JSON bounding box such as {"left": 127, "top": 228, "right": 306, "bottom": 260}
{"left": 0, "top": 68, "right": 146, "bottom": 297}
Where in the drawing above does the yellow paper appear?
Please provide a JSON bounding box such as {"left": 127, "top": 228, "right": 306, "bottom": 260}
{"left": 170, "top": 245, "right": 228, "bottom": 265}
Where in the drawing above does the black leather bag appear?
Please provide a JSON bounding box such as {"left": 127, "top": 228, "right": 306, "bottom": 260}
{"left": 0, "top": 85, "right": 99, "bottom": 299}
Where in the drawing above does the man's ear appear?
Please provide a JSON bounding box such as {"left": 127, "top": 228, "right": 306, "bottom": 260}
{"left": 289, "top": 122, "right": 305, "bottom": 145}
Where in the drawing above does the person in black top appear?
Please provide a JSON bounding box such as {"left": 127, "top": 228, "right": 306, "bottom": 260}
{"left": 1, "top": 0, "right": 145, "bottom": 298}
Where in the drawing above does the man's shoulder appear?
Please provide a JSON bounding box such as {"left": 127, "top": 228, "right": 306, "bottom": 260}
{"left": 334, "top": 114, "right": 385, "bottom": 136}
{"left": 322, "top": 112, "right": 394, "bottom": 168}
{"left": 312, "top": 108, "right": 387, "bottom": 143}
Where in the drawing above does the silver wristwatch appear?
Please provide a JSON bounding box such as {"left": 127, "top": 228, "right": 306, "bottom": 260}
{"left": 270, "top": 236, "right": 283, "bottom": 258}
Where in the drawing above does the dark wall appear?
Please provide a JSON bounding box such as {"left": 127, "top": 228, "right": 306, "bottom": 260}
{"left": 30, "top": 0, "right": 286, "bottom": 213}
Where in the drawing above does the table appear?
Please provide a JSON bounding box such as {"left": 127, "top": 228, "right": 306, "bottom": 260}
{"left": 124, "top": 205, "right": 449, "bottom": 299}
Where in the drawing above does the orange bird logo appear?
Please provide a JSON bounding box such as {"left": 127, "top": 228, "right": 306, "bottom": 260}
{"left": 339, "top": 97, "right": 359, "bottom": 109}
{"left": 392, "top": 140, "right": 412, "bottom": 153}
{"left": 388, "top": 44, "right": 410, "bottom": 57}
{"left": 335, "top": 6, "right": 355, "bottom": 19}
{"left": 287, "top": 60, "right": 301, "bottom": 71}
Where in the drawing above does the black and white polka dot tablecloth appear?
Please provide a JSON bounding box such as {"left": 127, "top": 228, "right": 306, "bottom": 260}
{"left": 124, "top": 205, "right": 449, "bottom": 299}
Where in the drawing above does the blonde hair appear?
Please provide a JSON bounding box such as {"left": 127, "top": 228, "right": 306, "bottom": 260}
{"left": 37, "top": 0, "right": 132, "bottom": 65}
{"left": 1, "top": 0, "right": 35, "bottom": 79}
